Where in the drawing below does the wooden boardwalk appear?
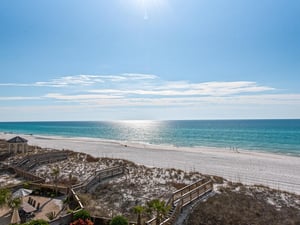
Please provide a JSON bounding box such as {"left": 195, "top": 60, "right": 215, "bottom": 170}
{"left": 72, "top": 166, "right": 124, "bottom": 192}
{"left": 146, "top": 178, "right": 213, "bottom": 225}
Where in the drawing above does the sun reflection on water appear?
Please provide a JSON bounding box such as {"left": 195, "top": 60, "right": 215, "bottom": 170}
{"left": 111, "top": 120, "right": 165, "bottom": 144}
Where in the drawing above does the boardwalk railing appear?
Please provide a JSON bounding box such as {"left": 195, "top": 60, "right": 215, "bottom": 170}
{"left": 16, "top": 151, "right": 68, "bottom": 170}
{"left": 169, "top": 179, "right": 209, "bottom": 205}
{"left": 10, "top": 166, "right": 45, "bottom": 183}
{"left": 73, "top": 166, "right": 124, "bottom": 192}
{"left": 8, "top": 152, "right": 68, "bottom": 184}
{"left": 146, "top": 178, "right": 213, "bottom": 225}
{"left": 161, "top": 180, "right": 213, "bottom": 225}
{"left": 29, "top": 182, "right": 69, "bottom": 195}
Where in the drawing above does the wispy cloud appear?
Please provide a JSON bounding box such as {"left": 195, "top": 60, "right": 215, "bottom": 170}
{"left": 1, "top": 73, "right": 294, "bottom": 109}
{"left": 44, "top": 93, "right": 122, "bottom": 100}
{"left": 0, "top": 96, "right": 41, "bottom": 101}
{"left": 90, "top": 81, "right": 274, "bottom": 97}
{"left": 0, "top": 72, "right": 298, "bottom": 120}
{"left": 0, "top": 73, "right": 157, "bottom": 88}
{"left": 0, "top": 74, "right": 273, "bottom": 96}
{"left": 43, "top": 93, "right": 300, "bottom": 107}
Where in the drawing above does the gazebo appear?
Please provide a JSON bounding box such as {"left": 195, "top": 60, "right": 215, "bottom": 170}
{"left": 7, "top": 136, "right": 28, "bottom": 154}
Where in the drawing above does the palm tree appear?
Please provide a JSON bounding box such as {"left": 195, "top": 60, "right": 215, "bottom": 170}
{"left": 51, "top": 167, "right": 60, "bottom": 196}
{"left": 9, "top": 197, "right": 21, "bottom": 209}
{"left": 147, "top": 199, "right": 170, "bottom": 225}
{"left": 133, "top": 205, "right": 145, "bottom": 225}
{"left": 0, "top": 188, "right": 21, "bottom": 224}
{"left": 0, "top": 188, "right": 11, "bottom": 207}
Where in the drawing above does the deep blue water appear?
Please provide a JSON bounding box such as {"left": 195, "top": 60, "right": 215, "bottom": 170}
{"left": 0, "top": 120, "right": 299, "bottom": 156}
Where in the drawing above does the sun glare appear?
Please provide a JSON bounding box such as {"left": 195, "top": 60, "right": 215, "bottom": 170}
{"left": 135, "top": 0, "right": 165, "bottom": 7}
{"left": 132, "top": 0, "right": 167, "bottom": 19}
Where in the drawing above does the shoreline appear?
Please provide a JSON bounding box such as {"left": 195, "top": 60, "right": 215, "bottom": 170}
{"left": 1, "top": 131, "right": 299, "bottom": 158}
{"left": 1, "top": 132, "right": 300, "bottom": 194}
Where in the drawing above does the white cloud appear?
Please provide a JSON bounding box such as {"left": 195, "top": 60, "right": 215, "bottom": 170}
{"left": 0, "top": 83, "right": 34, "bottom": 87}
{"left": 1, "top": 73, "right": 298, "bottom": 120}
{"left": 0, "top": 96, "right": 41, "bottom": 101}
{"left": 44, "top": 92, "right": 300, "bottom": 107}
{"left": 0, "top": 73, "right": 157, "bottom": 88}
{"left": 89, "top": 81, "right": 275, "bottom": 97}
{"left": 35, "top": 75, "right": 100, "bottom": 87}
{"left": 0, "top": 74, "right": 281, "bottom": 106}
{"left": 44, "top": 93, "right": 123, "bottom": 100}
{"left": 0, "top": 73, "right": 296, "bottom": 108}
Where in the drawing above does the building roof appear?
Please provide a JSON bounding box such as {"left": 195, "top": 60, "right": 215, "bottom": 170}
{"left": 7, "top": 136, "right": 28, "bottom": 143}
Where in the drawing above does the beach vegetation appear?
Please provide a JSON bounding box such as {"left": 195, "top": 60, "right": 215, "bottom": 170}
{"left": 51, "top": 166, "right": 60, "bottom": 196}
{"left": 133, "top": 205, "right": 145, "bottom": 225}
{"left": 46, "top": 211, "right": 57, "bottom": 221}
{"left": 0, "top": 188, "right": 11, "bottom": 207}
{"left": 109, "top": 215, "right": 128, "bottom": 225}
{"left": 18, "top": 219, "right": 49, "bottom": 225}
{"left": 210, "top": 175, "right": 224, "bottom": 184}
{"left": 187, "top": 185, "right": 300, "bottom": 225}
{"left": 9, "top": 197, "right": 22, "bottom": 225}
{"left": 166, "top": 181, "right": 186, "bottom": 190}
{"left": 23, "top": 181, "right": 31, "bottom": 189}
{"left": 9, "top": 197, "right": 21, "bottom": 209}
{"left": 73, "top": 209, "right": 91, "bottom": 220}
{"left": 63, "top": 196, "right": 70, "bottom": 204}
{"left": 1, "top": 188, "right": 22, "bottom": 224}
{"left": 146, "top": 199, "right": 170, "bottom": 225}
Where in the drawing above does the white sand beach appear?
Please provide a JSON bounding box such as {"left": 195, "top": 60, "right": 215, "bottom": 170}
{"left": 1, "top": 133, "right": 300, "bottom": 194}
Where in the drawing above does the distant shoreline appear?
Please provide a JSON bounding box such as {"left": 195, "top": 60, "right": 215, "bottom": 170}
{"left": 0, "top": 120, "right": 299, "bottom": 156}
{"left": 1, "top": 132, "right": 300, "bottom": 194}
{"left": 1, "top": 130, "right": 300, "bottom": 158}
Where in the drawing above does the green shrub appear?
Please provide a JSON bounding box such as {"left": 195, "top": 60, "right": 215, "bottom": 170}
{"left": 23, "top": 182, "right": 31, "bottom": 189}
{"left": 110, "top": 215, "right": 128, "bottom": 225}
{"left": 73, "top": 209, "right": 91, "bottom": 220}
{"left": 20, "top": 219, "right": 49, "bottom": 225}
{"left": 0, "top": 188, "right": 11, "bottom": 206}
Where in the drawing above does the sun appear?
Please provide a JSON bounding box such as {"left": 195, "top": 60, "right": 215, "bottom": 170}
{"left": 136, "top": 0, "right": 165, "bottom": 7}
{"left": 132, "top": 0, "right": 167, "bottom": 19}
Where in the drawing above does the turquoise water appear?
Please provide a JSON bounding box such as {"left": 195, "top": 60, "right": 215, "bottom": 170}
{"left": 0, "top": 120, "right": 299, "bottom": 156}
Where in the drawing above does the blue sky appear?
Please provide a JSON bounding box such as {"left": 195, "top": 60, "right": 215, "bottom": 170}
{"left": 0, "top": 0, "right": 299, "bottom": 121}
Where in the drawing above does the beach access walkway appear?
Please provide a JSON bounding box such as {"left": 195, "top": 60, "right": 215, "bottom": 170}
{"left": 16, "top": 151, "right": 68, "bottom": 171}
{"left": 72, "top": 166, "right": 125, "bottom": 193}
{"left": 146, "top": 178, "right": 213, "bottom": 225}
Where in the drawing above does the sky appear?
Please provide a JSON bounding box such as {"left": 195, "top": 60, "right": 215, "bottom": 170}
{"left": 0, "top": 0, "right": 299, "bottom": 121}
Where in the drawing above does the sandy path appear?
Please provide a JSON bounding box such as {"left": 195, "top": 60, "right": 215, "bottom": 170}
{"left": 1, "top": 133, "right": 300, "bottom": 194}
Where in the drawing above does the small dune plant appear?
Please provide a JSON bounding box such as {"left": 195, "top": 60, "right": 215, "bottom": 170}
{"left": 70, "top": 210, "right": 93, "bottom": 225}
{"left": 20, "top": 219, "right": 50, "bottom": 225}
{"left": 110, "top": 215, "right": 128, "bottom": 225}
{"left": 73, "top": 209, "right": 91, "bottom": 220}
{"left": 46, "top": 211, "right": 57, "bottom": 221}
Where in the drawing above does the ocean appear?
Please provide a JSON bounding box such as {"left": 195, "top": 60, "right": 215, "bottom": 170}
{"left": 0, "top": 120, "right": 299, "bottom": 156}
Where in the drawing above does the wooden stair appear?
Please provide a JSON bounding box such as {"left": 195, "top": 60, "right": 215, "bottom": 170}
{"left": 146, "top": 178, "right": 213, "bottom": 225}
